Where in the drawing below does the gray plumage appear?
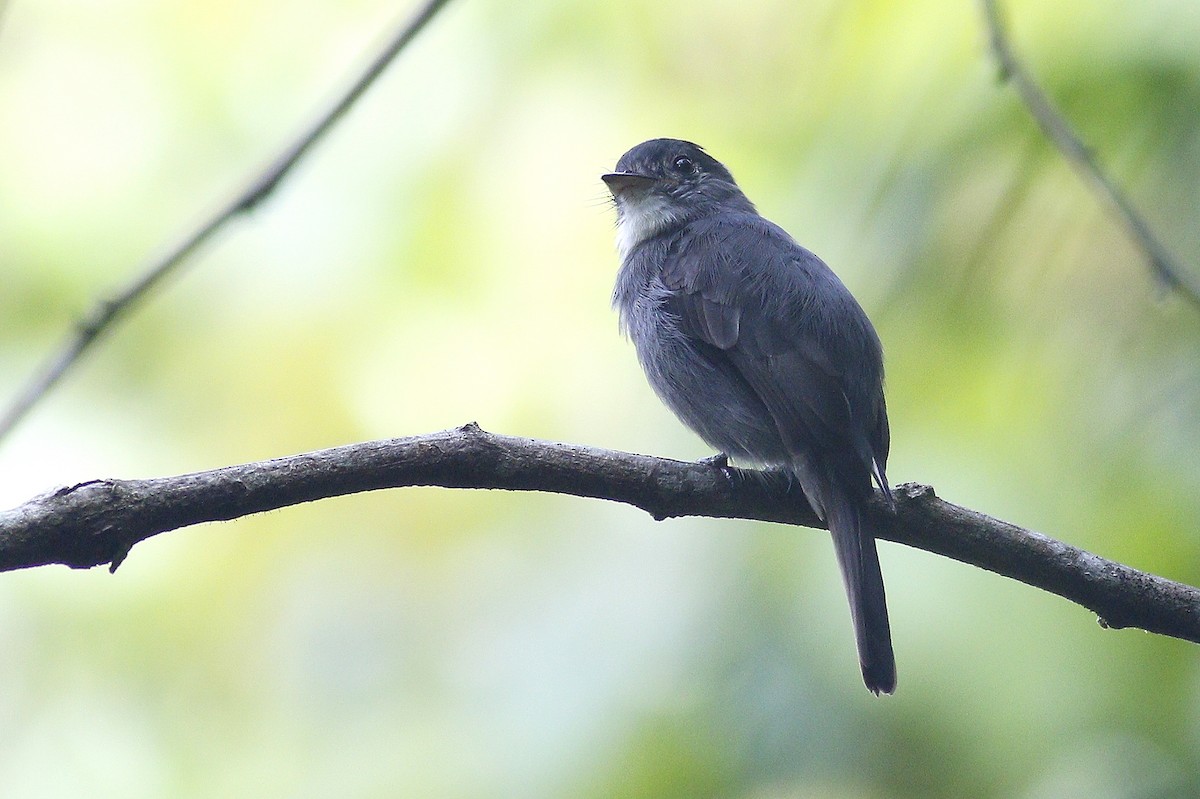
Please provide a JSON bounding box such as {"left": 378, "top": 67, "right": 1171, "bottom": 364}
{"left": 603, "top": 139, "right": 896, "bottom": 694}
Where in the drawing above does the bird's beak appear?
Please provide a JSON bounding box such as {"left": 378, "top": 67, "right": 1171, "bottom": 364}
{"left": 602, "top": 172, "right": 657, "bottom": 195}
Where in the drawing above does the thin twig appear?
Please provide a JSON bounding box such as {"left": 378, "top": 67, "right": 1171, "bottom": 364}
{"left": 0, "top": 0, "right": 456, "bottom": 442}
{"left": 979, "top": 0, "right": 1200, "bottom": 308}
{"left": 0, "top": 0, "right": 11, "bottom": 45}
{"left": 2, "top": 423, "right": 1198, "bottom": 645}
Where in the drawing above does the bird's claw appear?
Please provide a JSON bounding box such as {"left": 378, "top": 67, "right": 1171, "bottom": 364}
{"left": 698, "top": 452, "right": 736, "bottom": 484}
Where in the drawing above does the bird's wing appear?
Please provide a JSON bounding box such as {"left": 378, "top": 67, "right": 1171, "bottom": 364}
{"left": 662, "top": 214, "right": 885, "bottom": 495}
{"left": 664, "top": 213, "right": 897, "bottom": 693}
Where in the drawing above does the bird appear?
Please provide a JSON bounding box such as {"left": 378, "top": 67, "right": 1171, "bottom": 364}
{"left": 603, "top": 138, "right": 897, "bottom": 694}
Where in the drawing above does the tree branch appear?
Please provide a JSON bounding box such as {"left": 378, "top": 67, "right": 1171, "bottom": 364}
{"left": 3, "top": 423, "right": 1198, "bottom": 645}
{"left": 979, "top": 0, "right": 1200, "bottom": 308}
{"left": 0, "top": 0, "right": 456, "bottom": 443}
{"left": 0, "top": 0, "right": 12, "bottom": 45}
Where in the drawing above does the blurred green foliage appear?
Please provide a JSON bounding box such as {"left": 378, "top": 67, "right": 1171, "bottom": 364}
{"left": 2, "top": 0, "right": 1200, "bottom": 796}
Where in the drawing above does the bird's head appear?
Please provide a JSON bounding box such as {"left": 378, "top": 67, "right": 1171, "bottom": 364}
{"left": 602, "top": 138, "right": 754, "bottom": 258}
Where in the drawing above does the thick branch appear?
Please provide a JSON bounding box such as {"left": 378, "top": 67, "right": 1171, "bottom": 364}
{"left": 0, "top": 0, "right": 456, "bottom": 442}
{"left": 2, "top": 423, "right": 1197, "bottom": 645}
{"left": 980, "top": 0, "right": 1200, "bottom": 308}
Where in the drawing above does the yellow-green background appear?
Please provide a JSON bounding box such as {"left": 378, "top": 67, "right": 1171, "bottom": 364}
{"left": 3, "top": 0, "right": 1200, "bottom": 795}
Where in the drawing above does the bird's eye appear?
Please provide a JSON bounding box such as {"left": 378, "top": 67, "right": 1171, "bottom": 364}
{"left": 672, "top": 155, "right": 696, "bottom": 173}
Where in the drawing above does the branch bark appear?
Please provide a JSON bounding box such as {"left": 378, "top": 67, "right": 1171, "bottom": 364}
{"left": 3, "top": 423, "right": 1198, "bottom": 645}
{"left": 980, "top": 0, "right": 1200, "bottom": 308}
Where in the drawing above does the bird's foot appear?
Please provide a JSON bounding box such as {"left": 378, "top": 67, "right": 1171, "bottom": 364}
{"left": 698, "top": 452, "right": 737, "bottom": 485}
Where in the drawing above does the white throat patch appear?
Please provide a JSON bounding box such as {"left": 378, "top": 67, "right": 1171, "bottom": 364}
{"left": 615, "top": 193, "right": 682, "bottom": 261}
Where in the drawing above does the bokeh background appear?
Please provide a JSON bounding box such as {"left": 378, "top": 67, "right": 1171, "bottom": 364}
{"left": 3, "top": 0, "right": 1200, "bottom": 795}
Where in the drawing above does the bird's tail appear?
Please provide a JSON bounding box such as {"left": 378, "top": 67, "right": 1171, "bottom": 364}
{"left": 826, "top": 483, "right": 896, "bottom": 694}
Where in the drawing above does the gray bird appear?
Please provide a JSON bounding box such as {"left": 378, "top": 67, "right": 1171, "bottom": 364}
{"left": 603, "top": 138, "right": 896, "bottom": 694}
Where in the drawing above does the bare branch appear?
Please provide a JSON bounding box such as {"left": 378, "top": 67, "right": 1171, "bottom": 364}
{"left": 2, "top": 423, "right": 1198, "bottom": 645}
{"left": 0, "top": 0, "right": 12, "bottom": 44}
{"left": 0, "top": 0, "right": 456, "bottom": 442}
{"left": 980, "top": 0, "right": 1200, "bottom": 308}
